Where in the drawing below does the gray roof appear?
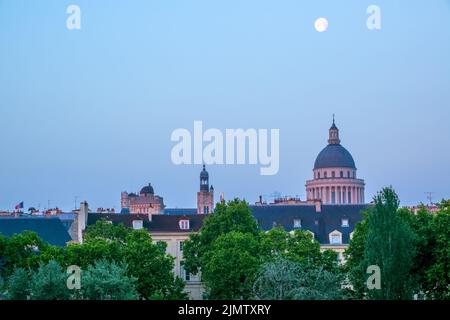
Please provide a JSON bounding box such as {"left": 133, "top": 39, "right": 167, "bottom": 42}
{"left": 314, "top": 144, "right": 356, "bottom": 169}
{"left": 0, "top": 217, "right": 72, "bottom": 246}
{"left": 87, "top": 213, "right": 207, "bottom": 233}
{"left": 250, "top": 204, "right": 369, "bottom": 244}
{"left": 164, "top": 208, "right": 198, "bottom": 215}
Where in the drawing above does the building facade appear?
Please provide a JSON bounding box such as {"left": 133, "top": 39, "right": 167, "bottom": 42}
{"left": 121, "top": 183, "right": 165, "bottom": 214}
{"left": 306, "top": 119, "right": 365, "bottom": 204}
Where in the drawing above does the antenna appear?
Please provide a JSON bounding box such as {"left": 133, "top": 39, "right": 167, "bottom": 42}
{"left": 424, "top": 192, "right": 434, "bottom": 205}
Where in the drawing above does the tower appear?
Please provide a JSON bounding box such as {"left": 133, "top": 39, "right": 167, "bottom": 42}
{"left": 305, "top": 117, "right": 365, "bottom": 204}
{"left": 197, "top": 165, "right": 214, "bottom": 214}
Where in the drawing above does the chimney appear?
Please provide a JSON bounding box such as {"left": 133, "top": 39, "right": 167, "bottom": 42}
{"left": 78, "top": 201, "right": 89, "bottom": 243}
{"left": 314, "top": 200, "right": 322, "bottom": 213}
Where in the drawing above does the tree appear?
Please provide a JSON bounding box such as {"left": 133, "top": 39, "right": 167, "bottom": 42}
{"left": 79, "top": 260, "right": 138, "bottom": 300}
{"left": 252, "top": 257, "right": 344, "bottom": 300}
{"left": 422, "top": 203, "right": 450, "bottom": 299}
{"left": 183, "top": 199, "right": 259, "bottom": 275}
{"left": 4, "top": 267, "right": 29, "bottom": 300}
{"left": 38, "top": 220, "right": 187, "bottom": 300}
{"left": 122, "top": 229, "right": 187, "bottom": 300}
{"left": 346, "top": 187, "right": 416, "bottom": 299}
{"left": 0, "top": 231, "right": 47, "bottom": 277}
{"left": 202, "top": 231, "right": 261, "bottom": 299}
{"left": 260, "top": 227, "right": 338, "bottom": 271}
{"left": 29, "top": 260, "right": 71, "bottom": 300}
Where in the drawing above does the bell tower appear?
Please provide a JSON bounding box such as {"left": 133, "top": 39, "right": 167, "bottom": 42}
{"left": 197, "top": 165, "right": 214, "bottom": 214}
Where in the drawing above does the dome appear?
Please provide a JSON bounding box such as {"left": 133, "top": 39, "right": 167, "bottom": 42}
{"left": 314, "top": 144, "right": 356, "bottom": 169}
{"left": 140, "top": 184, "right": 154, "bottom": 195}
{"left": 200, "top": 165, "right": 209, "bottom": 178}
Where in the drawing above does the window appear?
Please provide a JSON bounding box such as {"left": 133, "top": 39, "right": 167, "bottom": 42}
{"left": 203, "top": 206, "right": 209, "bottom": 214}
{"left": 293, "top": 219, "right": 301, "bottom": 228}
{"left": 180, "top": 266, "right": 190, "bottom": 281}
{"left": 132, "top": 220, "right": 143, "bottom": 230}
{"left": 331, "top": 234, "right": 341, "bottom": 244}
{"left": 340, "top": 171, "right": 343, "bottom": 178}
{"left": 179, "top": 219, "right": 190, "bottom": 230}
{"left": 341, "top": 219, "right": 349, "bottom": 227}
{"left": 317, "top": 172, "right": 321, "bottom": 179}
{"left": 347, "top": 171, "right": 350, "bottom": 178}
{"left": 329, "top": 230, "right": 342, "bottom": 244}
{"left": 324, "top": 171, "right": 328, "bottom": 178}
{"left": 179, "top": 241, "right": 184, "bottom": 251}
{"left": 332, "top": 171, "right": 335, "bottom": 178}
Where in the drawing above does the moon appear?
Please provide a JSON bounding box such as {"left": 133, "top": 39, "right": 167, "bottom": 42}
{"left": 314, "top": 17, "right": 328, "bottom": 32}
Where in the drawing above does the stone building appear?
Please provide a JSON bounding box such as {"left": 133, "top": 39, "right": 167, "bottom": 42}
{"left": 305, "top": 118, "right": 365, "bottom": 204}
{"left": 121, "top": 183, "right": 165, "bottom": 214}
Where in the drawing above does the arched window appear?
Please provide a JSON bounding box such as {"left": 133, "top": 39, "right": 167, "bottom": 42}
{"left": 318, "top": 172, "right": 321, "bottom": 179}
{"left": 324, "top": 171, "right": 328, "bottom": 178}
{"left": 332, "top": 171, "right": 335, "bottom": 178}
{"left": 340, "top": 171, "right": 343, "bottom": 178}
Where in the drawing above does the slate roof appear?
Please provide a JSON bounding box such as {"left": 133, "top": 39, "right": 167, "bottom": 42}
{"left": 87, "top": 213, "right": 207, "bottom": 233}
{"left": 164, "top": 208, "right": 198, "bottom": 215}
{"left": 250, "top": 204, "right": 370, "bottom": 244}
{"left": 314, "top": 144, "right": 356, "bottom": 169}
{"left": 88, "top": 204, "right": 370, "bottom": 245}
{"left": 0, "top": 217, "right": 72, "bottom": 246}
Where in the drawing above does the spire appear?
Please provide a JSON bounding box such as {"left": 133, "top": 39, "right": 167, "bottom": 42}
{"left": 328, "top": 115, "right": 340, "bottom": 144}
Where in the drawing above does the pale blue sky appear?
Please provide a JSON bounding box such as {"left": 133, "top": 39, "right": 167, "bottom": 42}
{"left": 1, "top": 0, "right": 449, "bottom": 210}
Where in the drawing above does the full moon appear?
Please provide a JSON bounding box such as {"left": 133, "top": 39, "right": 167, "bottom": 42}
{"left": 314, "top": 17, "right": 328, "bottom": 32}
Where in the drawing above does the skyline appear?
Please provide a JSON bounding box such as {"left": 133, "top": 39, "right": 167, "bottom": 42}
{"left": 1, "top": 0, "right": 450, "bottom": 210}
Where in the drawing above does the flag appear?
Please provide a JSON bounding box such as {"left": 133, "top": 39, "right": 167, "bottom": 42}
{"left": 15, "top": 201, "right": 24, "bottom": 210}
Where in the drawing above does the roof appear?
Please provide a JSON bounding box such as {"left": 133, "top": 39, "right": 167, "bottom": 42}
{"left": 87, "top": 204, "right": 370, "bottom": 245}
{"left": 250, "top": 204, "right": 370, "bottom": 244}
{"left": 140, "top": 184, "right": 154, "bottom": 195}
{"left": 314, "top": 144, "right": 356, "bottom": 169}
{"left": 87, "top": 213, "right": 207, "bottom": 233}
{"left": 164, "top": 208, "right": 197, "bottom": 215}
{"left": 0, "top": 217, "right": 72, "bottom": 246}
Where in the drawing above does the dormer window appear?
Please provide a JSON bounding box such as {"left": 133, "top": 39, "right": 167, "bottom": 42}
{"left": 179, "top": 219, "right": 190, "bottom": 230}
{"left": 293, "top": 219, "right": 301, "bottom": 229}
{"left": 329, "top": 230, "right": 342, "bottom": 244}
{"left": 341, "top": 218, "right": 349, "bottom": 227}
{"left": 132, "top": 220, "right": 143, "bottom": 230}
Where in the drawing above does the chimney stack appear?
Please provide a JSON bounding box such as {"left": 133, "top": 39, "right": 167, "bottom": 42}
{"left": 78, "top": 201, "right": 89, "bottom": 243}
{"left": 314, "top": 199, "right": 322, "bottom": 213}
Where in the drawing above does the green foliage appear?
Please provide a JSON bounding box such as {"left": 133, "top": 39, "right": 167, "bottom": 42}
{"left": 260, "top": 227, "right": 338, "bottom": 271}
{"left": 202, "top": 231, "right": 261, "bottom": 299}
{"left": 422, "top": 205, "right": 450, "bottom": 299}
{"left": 252, "top": 257, "right": 344, "bottom": 300}
{"left": 183, "top": 199, "right": 259, "bottom": 275}
{"left": 5, "top": 267, "right": 29, "bottom": 300}
{"left": 29, "top": 260, "right": 71, "bottom": 300}
{"left": 0, "top": 231, "right": 47, "bottom": 277}
{"left": 79, "top": 260, "right": 138, "bottom": 300}
{"left": 346, "top": 187, "right": 416, "bottom": 299}
{"left": 184, "top": 199, "right": 341, "bottom": 300}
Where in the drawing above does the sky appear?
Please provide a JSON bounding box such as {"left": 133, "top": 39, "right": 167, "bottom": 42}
{"left": 1, "top": 0, "right": 449, "bottom": 211}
